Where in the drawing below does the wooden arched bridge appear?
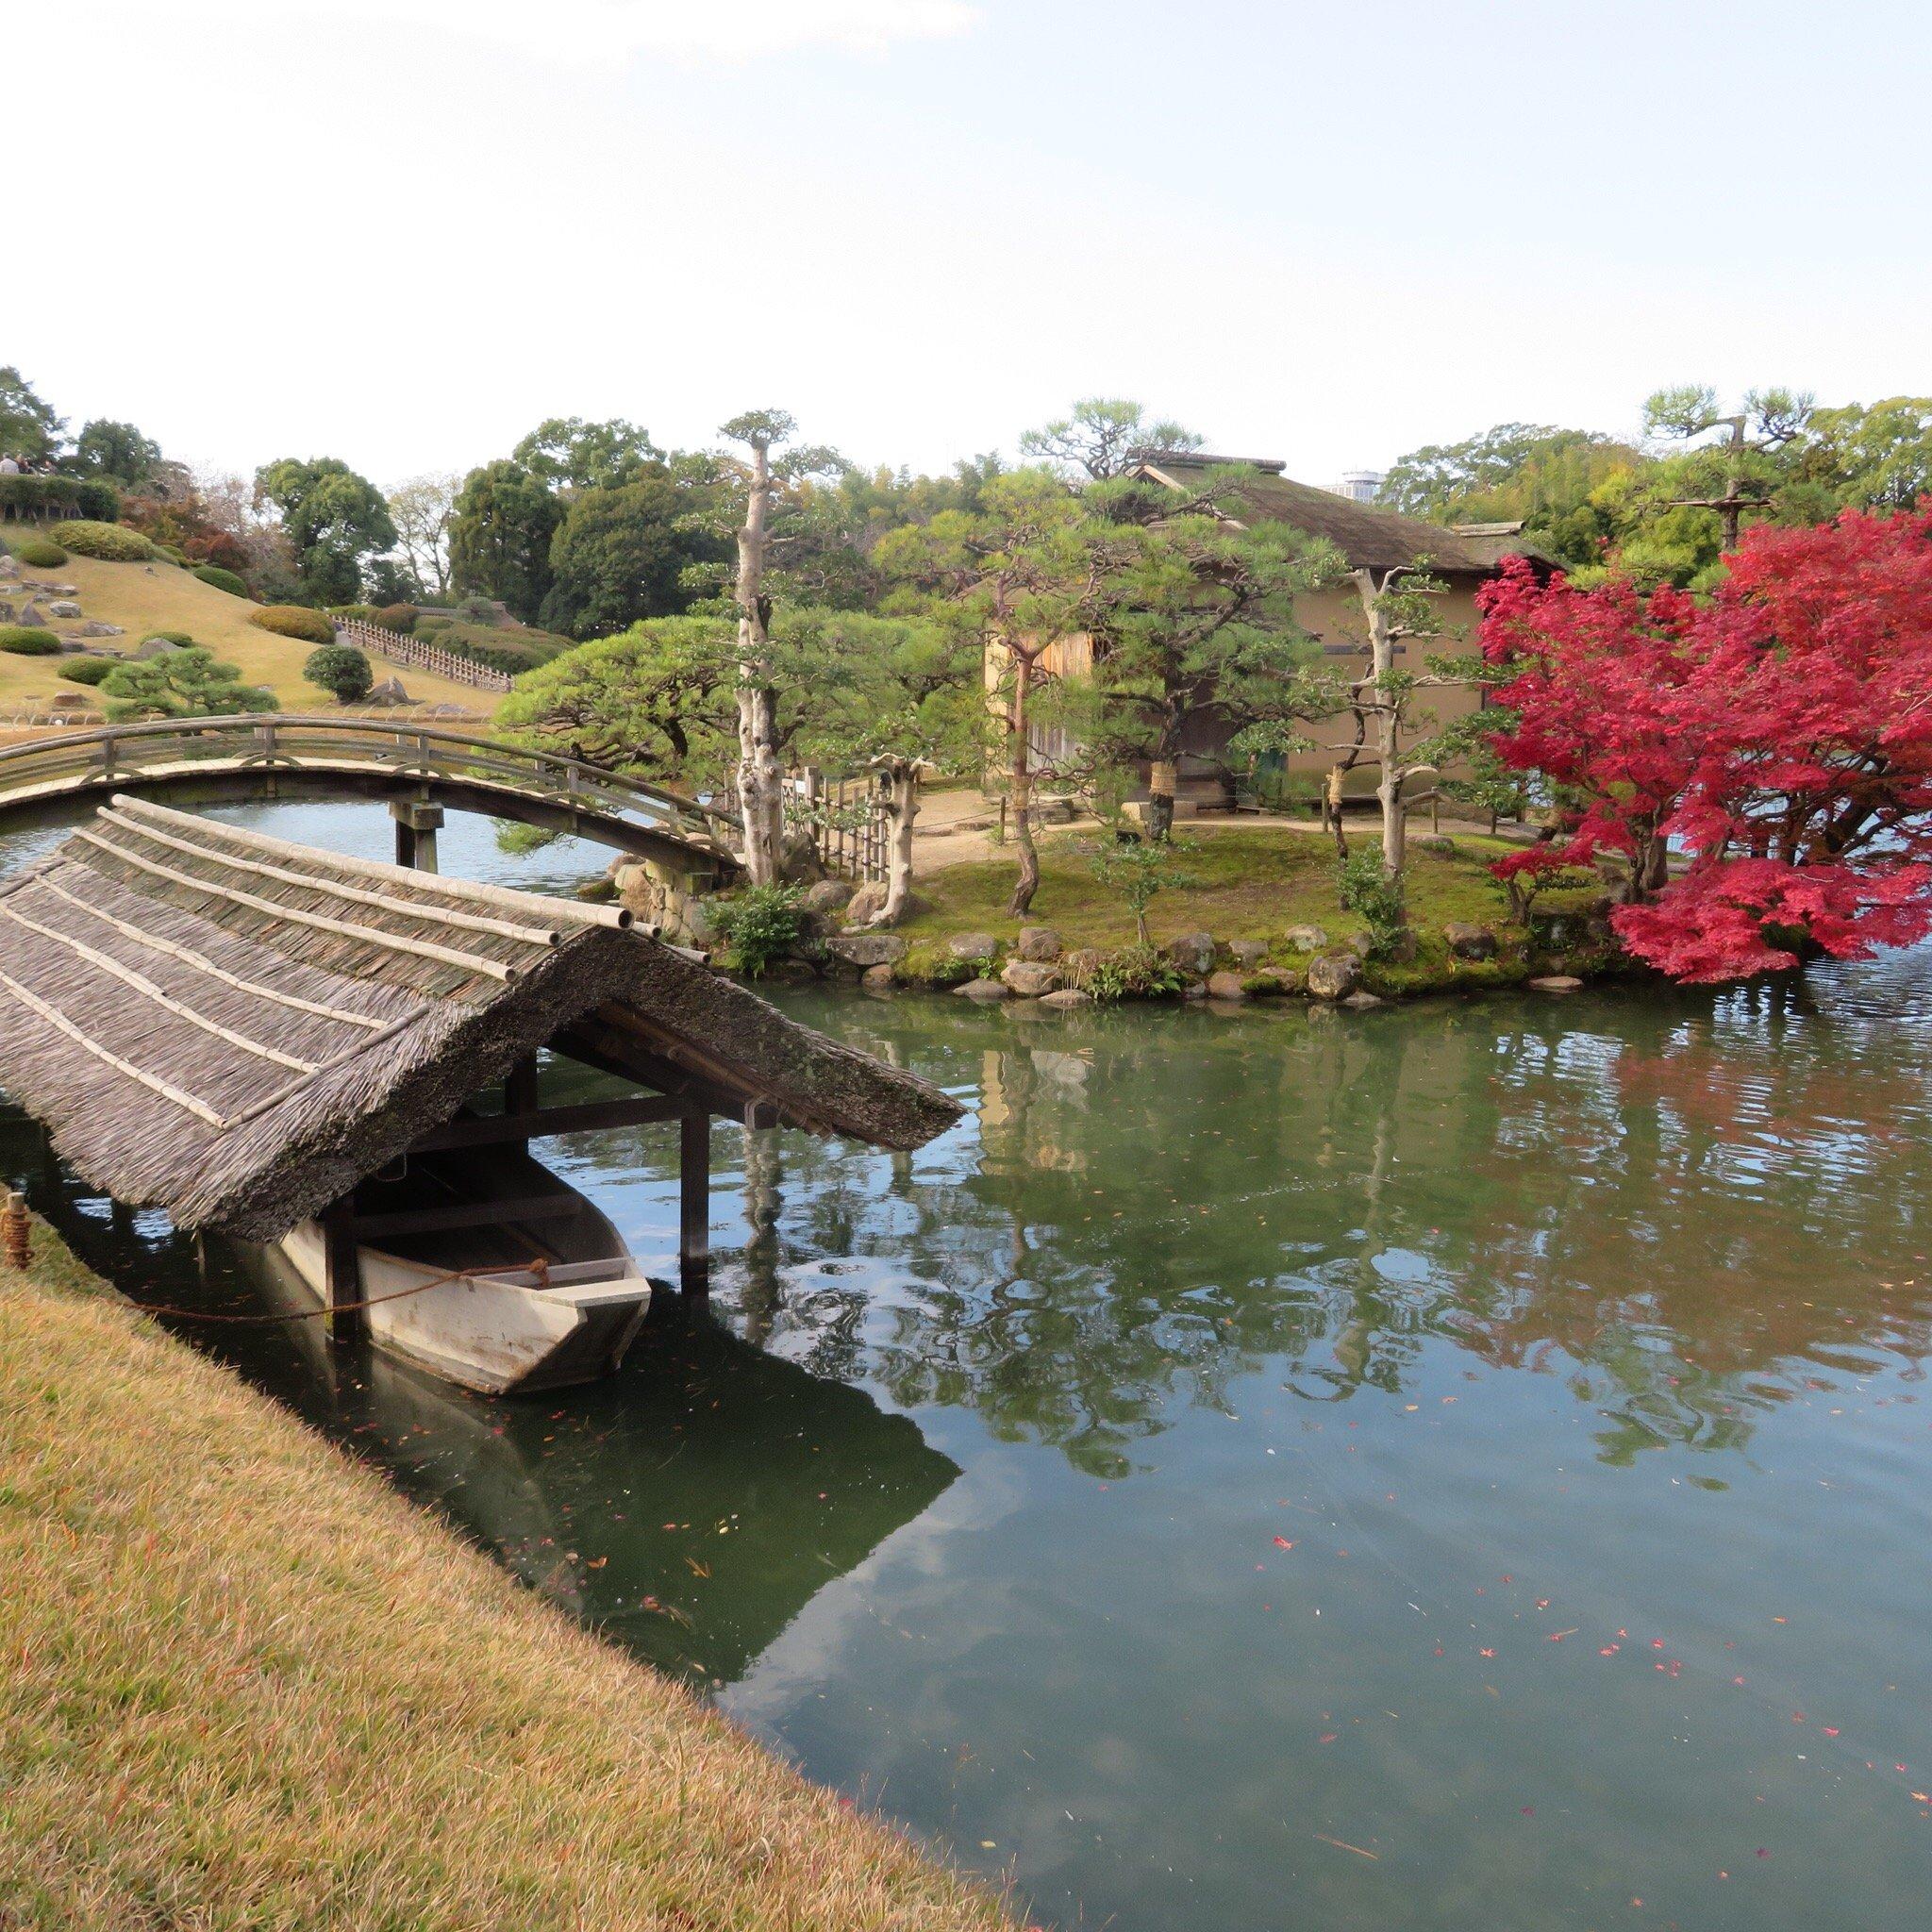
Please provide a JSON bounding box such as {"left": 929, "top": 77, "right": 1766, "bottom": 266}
{"left": 0, "top": 715, "right": 740, "bottom": 874}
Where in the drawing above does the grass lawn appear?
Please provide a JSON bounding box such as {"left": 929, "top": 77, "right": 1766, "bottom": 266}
{"left": 0, "top": 549, "right": 500, "bottom": 718}
{"left": 0, "top": 1219, "right": 1012, "bottom": 1932}
{"left": 902, "top": 824, "right": 1576, "bottom": 950}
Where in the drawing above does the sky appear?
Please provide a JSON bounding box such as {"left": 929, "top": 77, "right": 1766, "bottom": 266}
{"left": 17, "top": 0, "right": 1931, "bottom": 491}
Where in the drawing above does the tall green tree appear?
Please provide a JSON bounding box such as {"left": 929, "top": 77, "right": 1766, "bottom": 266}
{"left": 254, "top": 457, "right": 397, "bottom": 606}
{"left": 511, "top": 417, "right": 662, "bottom": 492}
{"left": 1077, "top": 469, "right": 1336, "bottom": 837}
{"left": 539, "top": 471, "right": 725, "bottom": 638}
{"left": 72, "top": 419, "right": 161, "bottom": 489}
{"left": 448, "top": 459, "right": 563, "bottom": 621}
{"left": 0, "top": 367, "right": 61, "bottom": 463}
{"left": 878, "top": 467, "right": 1141, "bottom": 917}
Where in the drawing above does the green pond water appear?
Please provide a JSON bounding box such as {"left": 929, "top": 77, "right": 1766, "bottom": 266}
{"left": 6, "top": 802, "right": 1932, "bottom": 1931}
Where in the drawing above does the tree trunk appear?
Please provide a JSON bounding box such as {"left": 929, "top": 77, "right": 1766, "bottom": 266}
{"left": 734, "top": 438, "right": 784, "bottom": 886}
{"left": 1354, "top": 569, "right": 1407, "bottom": 896}
{"left": 1147, "top": 757, "right": 1177, "bottom": 842}
{"left": 1006, "top": 653, "right": 1040, "bottom": 918}
{"left": 877, "top": 761, "right": 920, "bottom": 925}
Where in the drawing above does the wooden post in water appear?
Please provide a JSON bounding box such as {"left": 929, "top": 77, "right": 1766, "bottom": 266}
{"left": 320, "top": 1199, "right": 363, "bottom": 1344}
{"left": 504, "top": 1054, "right": 540, "bottom": 1118}
{"left": 679, "top": 1105, "right": 710, "bottom": 1294}
{"left": 391, "top": 799, "right": 444, "bottom": 872}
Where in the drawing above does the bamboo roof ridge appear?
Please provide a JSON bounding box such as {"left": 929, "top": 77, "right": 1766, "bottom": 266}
{"left": 0, "top": 797, "right": 962, "bottom": 1240}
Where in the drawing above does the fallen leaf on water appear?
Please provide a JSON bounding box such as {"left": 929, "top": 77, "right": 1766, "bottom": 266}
{"left": 1274, "top": 1536, "right": 1296, "bottom": 1549}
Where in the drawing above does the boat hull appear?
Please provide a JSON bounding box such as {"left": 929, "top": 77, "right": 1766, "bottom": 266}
{"left": 275, "top": 1147, "right": 653, "bottom": 1396}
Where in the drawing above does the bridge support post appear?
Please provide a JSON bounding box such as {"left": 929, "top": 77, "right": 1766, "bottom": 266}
{"left": 391, "top": 800, "right": 444, "bottom": 872}
{"left": 321, "top": 1199, "right": 364, "bottom": 1344}
{"left": 679, "top": 1106, "right": 710, "bottom": 1295}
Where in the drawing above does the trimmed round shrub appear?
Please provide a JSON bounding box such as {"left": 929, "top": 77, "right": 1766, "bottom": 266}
{"left": 192, "top": 563, "right": 249, "bottom": 598}
{"left": 143, "top": 629, "right": 194, "bottom": 648}
{"left": 48, "top": 519, "right": 153, "bottom": 561}
{"left": 249, "top": 604, "right": 336, "bottom": 645}
{"left": 375, "top": 603, "right": 418, "bottom": 634}
{"left": 303, "top": 642, "right": 373, "bottom": 705}
{"left": 0, "top": 625, "right": 62, "bottom": 655}
{"left": 154, "top": 543, "right": 187, "bottom": 566}
{"left": 15, "top": 537, "right": 67, "bottom": 568}
{"left": 59, "top": 656, "right": 117, "bottom": 686}
{"left": 415, "top": 614, "right": 451, "bottom": 631}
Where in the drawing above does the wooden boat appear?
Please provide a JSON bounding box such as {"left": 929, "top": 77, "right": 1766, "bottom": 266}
{"left": 276, "top": 1141, "right": 653, "bottom": 1396}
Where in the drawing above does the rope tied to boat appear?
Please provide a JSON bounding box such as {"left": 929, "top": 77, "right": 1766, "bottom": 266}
{"left": 134, "top": 1256, "right": 552, "bottom": 1324}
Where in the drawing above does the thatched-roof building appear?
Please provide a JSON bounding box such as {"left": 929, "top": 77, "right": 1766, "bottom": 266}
{"left": 0, "top": 798, "right": 960, "bottom": 1257}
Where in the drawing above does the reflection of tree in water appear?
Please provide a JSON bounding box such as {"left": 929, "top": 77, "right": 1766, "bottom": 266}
{"left": 758, "top": 984, "right": 1932, "bottom": 1474}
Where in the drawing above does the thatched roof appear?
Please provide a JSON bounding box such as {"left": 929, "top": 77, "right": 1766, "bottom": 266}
{"left": 0, "top": 797, "right": 961, "bottom": 1240}
{"left": 1134, "top": 453, "right": 1552, "bottom": 574}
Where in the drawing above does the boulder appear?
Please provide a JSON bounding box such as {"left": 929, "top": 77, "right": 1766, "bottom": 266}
{"left": 47, "top": 599, "right": 81, "bottom": 619}
{"left": 1529, "top": 974, "right": 1583, "bottom": 993}
{"left": 1341, "top": 991, "right": 1386, "bottom": 1010}
{"left": 76, "top": 621, "right": 123, "bottom": 638}
{"left": 0, "top": 601, "right": 12, "bottom": 622}
{"left": 948, "top": 931, "right": 999, "bottom": 961}
{"left": 1164, "top": 930, "right": 1216, "bottom": 976}
{"left": 1000, "top": 959, "right": 1062, "bottom": 997}
{"left": 1179, "top": 979, "right": 1208, "bottom": 1001}
{"left": 1306, "top": 952, "right": 1362, "bottom": 1001}
{"left": 1250, "top": 967, "right": 1305, "bottom": 996}
{"left": 825, "top": 932, "right": 908, "bottom": 969}
{"left": 0, "top": 556, "right": 18, "bottom": 578}
{"left": 1282, "top": 924, "right": 1329, "bottom": 952}
{"left": 18, "top": 602, "right": 46, "bottom": 626}
{"left": 1415, "top": 835, "right": 1456, "bottom": 854}
{"left": 801, "top": 878, "right": 854, "bottom": 916}
{"left": 954, "top": 977, "right": 1011, "bottom": 1002}
{"left": 1061, "top": 946, "right": 1104, "bottom": 985}
{"left": 1205, "top": 971, "right": 1249, "bottom": 1000}
{"left": 135, "top": 635, "right": 184, "bottom": 658}
{"left": 1442, "top": 921, "right": 1497, "bottom": 961}
{"left": 366, "top": 675, "right": 415, "bottom": 706}
{"left": 844, "top": 880, "right": 890, "bottom": 925}
{"left": 1015, "top": 924, "right": 1062, "bottom": 962}
{"left": 1038, "top": 988, "right": 1092, "bottom": 1009}
{"left": 1229, "top": 939, "right": 1269, "bottom": 969}
{"left": 860, "top": 963, "right": 897, "bottom": 991}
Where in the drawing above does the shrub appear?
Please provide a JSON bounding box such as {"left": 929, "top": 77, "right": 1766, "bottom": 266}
{"left": 59, "top": 656, "right": 117, "bottom": 686}
{"left": 249, "top": 605, "right": 336, "bottom": 646}
{"left": 143, "top": 630, "right": 195, "bottom": 648}
{"left": 0, "top": 625, "right": 61, "bottom": 655}
{"left": 1337, "top": 845, "right": 1408, "bottom": 958}
{"left": 15, "top": 538, "right": 66, "bottom": 568}
{"left": 457, "top": 594, "right": 499, "bottom": 624}
{"left": 192, "top": 563, "right": 249, "bottom": 598}
{"left": 415, "top": 614, "right": 451, "bottom": 631}
{"left": 154, "top": 543, "right": 186, "bottom": 566}
{"left": 304, "top": 642, "right": 374, "bottom": 705}
{"left": 48, "top": 520, "right": 153, "bottom": 561}
{"left": 706, "top": 883, "right": 804, "bottom": 978}
{"left": 375, "top": 603, "right": 418, "bottom": 634}
{"left": 102, "top": 647, "right": 275, "bottom": 721}
{"left": 1087, "top": 944, "right": 1189, "bottom": 1003}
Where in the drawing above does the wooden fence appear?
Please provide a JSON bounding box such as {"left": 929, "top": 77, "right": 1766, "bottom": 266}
{"left": 333, "top": 615, "right": 514, "bottom": 693}
{"left": 800, "top": 773, "right": 888, "bottom": 883}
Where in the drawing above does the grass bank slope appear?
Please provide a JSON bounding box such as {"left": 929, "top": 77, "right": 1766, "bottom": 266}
{"left": 0, "top": 555, "right": 498, "bottom": 716}
{"left": 0, "top": 1222, "right": 1012, "bottom": 1932}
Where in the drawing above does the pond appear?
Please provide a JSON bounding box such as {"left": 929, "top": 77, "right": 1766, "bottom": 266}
{"left": 6, "top": 800, "right": 1931, "bottom": 1932}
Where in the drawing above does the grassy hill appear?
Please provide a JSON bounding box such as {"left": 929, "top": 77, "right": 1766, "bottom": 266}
{"left": 0, "top": 550, "right": 502, "bottom": 722}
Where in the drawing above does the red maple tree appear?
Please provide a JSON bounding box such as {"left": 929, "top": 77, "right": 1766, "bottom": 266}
{"left": 1477, "top": 508, "right": 1932, "bottom": 981}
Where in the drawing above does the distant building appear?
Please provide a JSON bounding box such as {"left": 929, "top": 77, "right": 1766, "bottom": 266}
{"left": 1330, "top": 470, "right": 1386, "bottom": 504}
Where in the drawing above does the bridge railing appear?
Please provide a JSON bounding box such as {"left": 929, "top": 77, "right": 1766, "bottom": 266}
{"left": 0, "top": 714, "right": 740, "bottom": 854}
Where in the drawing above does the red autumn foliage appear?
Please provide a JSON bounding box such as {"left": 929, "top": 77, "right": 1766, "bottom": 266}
{"left": 1478, "top": 508, "right": 1932, "bottom": 981}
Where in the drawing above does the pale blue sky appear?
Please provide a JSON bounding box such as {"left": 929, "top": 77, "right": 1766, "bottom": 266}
{"left": 23, "top": 1, "right": 1930, "bottom": 489}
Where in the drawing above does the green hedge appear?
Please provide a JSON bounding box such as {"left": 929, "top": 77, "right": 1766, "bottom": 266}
{"left": 48, "top": 520, "right": 153, "bottom": 562}
{"left": 59, "top": 656, "right": 117, "bottom": 686}
{"left": 192, "top": 563, "right": 248, "bottom": 598}
{"left": 0, "top": 625, "right": 62, "bottom": 655}
{"left": 14, "top": 538, "right": 66, "bottom": 568}
{"left": 375, "top": 603, "right": 418, "bottom": 634}
{"left": 249, "top": 605, "right": 336, "bottom": 645}
{"left": 0, "top": 475, "right": 118, "bottom": 522}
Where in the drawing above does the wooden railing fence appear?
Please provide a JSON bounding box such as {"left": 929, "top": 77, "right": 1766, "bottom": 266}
{"left": 333, "top": 615, "right": 514, "bottom": 693}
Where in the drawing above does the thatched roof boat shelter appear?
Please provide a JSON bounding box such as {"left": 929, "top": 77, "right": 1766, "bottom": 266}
{"left": 0, "top": 797, "right": 960, "bottom": 1307}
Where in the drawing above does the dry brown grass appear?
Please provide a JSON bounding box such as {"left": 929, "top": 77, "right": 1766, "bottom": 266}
{"left": 0, "top": 1221, "right": 1015, "bottom": 1932}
